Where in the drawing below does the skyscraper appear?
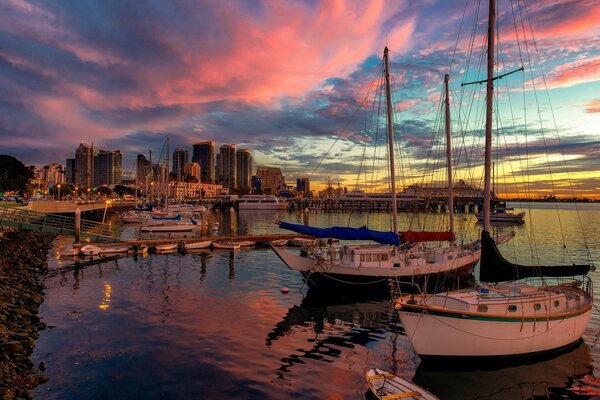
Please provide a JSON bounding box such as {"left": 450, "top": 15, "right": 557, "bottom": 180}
{"left": 192, "top": 141, "right": 215, "bottom": 183}
{"left": 296, "top": 177, "right": 310, "bottom": 195}
{"left": 236, "top": 148, "right": 252, "bottom": 193}
{"left": 136, "top": 154, "right": 152, "bottom": 189}
{"left": 65, "top": 158, "right": 75, "bottom": 185}
{"left": 172, "top": 148, "right": 189, "bottom": 181}
{"left": 93, "top": 150, "right": 122, "bottom": 186}
{"left": 216, "top": 144, "right": 236, "bottom": 191}
{"left": 74, "top": 143, "right": 94, "bottom": 190}
{"left": 256, "top": 166, "right": 285, "bottom": 195}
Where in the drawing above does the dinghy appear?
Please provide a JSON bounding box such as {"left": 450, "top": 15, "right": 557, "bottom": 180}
{"left": 366, "top": 368, "right": 439, "bottom": 400}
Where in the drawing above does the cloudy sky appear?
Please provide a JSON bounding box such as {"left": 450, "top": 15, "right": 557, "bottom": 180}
{"left": 0, "top": 0, "right": 599, "bottom": 197}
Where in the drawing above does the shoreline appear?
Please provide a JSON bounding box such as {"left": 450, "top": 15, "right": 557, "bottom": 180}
{"left": 0, "top": 228, "right": 55, "bottom": 399}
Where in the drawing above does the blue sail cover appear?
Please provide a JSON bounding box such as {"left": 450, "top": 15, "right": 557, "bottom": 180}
{"left": 278, "top": 221, "right": 401, "bottom": 246}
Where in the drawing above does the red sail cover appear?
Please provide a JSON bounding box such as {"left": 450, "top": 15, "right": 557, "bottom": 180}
{"left": 399, "top": 231, "right": 454, "bottom": 242}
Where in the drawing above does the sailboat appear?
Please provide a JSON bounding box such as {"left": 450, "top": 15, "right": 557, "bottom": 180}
{"left": 271, "top": 48, "right": 481, "bottom": 292}
{"left": 394, "top": 0, "right": 593, "bottom": 359}
{"left": 139, "top": 137, "right": 198, "bottom": 232}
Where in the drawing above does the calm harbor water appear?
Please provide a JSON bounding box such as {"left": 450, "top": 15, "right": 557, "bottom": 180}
{"left": 33, "top": 202, "right": 600, "bottom": 399}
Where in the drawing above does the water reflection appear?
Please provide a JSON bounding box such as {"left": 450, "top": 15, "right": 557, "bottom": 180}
{"left": 267, "top": 290, "right": 399, "bottom": 377}
{"left": 414, "top": 341, "right": 596, "bottom": 400}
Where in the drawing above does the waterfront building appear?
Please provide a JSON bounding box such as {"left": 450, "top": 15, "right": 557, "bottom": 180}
{"left": 216, "top": 144, "right": 236, "bottom": 191}
{"left": 172, "top": 148, "right": 189, "bottom": 182}
{"left": 74, "top": 143, "right": 94, "bottom": 190}
{"left": 399, "top": 180, "right": 484, "bottom": 202}
{"left": 190, "top": 162, "right": 201, "bottom": 181}
{"left": 192, "top": 141, "right": 215, "bottom": 183}
{"left": 65, "top": 158, "right": 75, "bottom": 185}
{"left": 168, "top": 181, "right": 228, "bottom": 199}
{"left": 235, "top": 148, "right": 252, "bottom": 193}
{"left": 136, "top": 154, "right": 152, "bottom": 191}
{"left": 256, "top": 166, "right": 285, "bottom": 195}
{"left": 93, "top": 150, "right": 122, "bottom": 187}
{"left": 251, "top": 176, "right": 261, "bottom": 192}
{"left": 296, "top": 177, "right": 310, "bottom": 197}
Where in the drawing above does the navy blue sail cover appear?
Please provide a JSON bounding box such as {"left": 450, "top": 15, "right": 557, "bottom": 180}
{"left": 278, "top": 221, "right": 401, "bottom": 246}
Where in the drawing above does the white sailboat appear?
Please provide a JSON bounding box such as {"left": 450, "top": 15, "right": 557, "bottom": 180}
{"left": 394, "top": 0, "right": 593, "bottom": 359}
{"left": 271, "top": 48, "right": 480, "bottom": 292}
{"left": 139, "top": 137, "right": 198, "bottom": 233}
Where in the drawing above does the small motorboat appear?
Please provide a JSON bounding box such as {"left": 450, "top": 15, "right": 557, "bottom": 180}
{"left": 236, "top": 240, "right": 256, "bottom": 247}
{"left": 183, "top": 240, "right": 212, "bottom": 250}
{"left": 80, "top": 244, "right": 101, "bottom": 256}
{"left": 155, "top": 243, "right": 179, "bottom": 252}
{"left": 270, "top": 239, "right": 288, "bottom": 246}
{"left": 127, "top": 244, "right": 149, "bottom": 255}
{"left": 366, "top": 368, "right": 439, "bottom": 400}
{"left": 99, "top": 245, "right": 131, "bottom": 254}
{"left": 212, "top": 241, "right": 241, "bottom": 250}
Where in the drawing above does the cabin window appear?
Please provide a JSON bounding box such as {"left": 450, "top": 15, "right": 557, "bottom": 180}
{"left": 508, "top": 305, "right": 517, "bottom": 312}
{"left": 381, "top": 254, "right": 388, "bottom": 261}
{"left": 534, "top": 304, "right": 541, "bottom": 311}
{"left": 365, "top": 254, "right": 372, "bottom": 262}
{"left": 554, "top": 300, "right": 560, "bottom": 307}
{"left": 477, "top": 305, "right": 488, "bottom": 312}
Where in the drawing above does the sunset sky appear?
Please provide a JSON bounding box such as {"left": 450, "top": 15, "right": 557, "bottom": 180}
{"left": 0, "top": 0, "right": 599, "bottom": 198}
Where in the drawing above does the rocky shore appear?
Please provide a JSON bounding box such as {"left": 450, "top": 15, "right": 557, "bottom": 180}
{"left": 0, "top": 228, "right": 55, "bottom": 400}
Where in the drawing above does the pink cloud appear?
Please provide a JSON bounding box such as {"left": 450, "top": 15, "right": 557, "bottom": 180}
{"left": 546, "top": 58, "right": 600, "bottom": 89}
{"left": 585, "top": 100, "right": 600, "bottom": 113}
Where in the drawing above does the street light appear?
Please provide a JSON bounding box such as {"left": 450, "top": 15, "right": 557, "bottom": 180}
{"left": 87, "top": 188, "right": 91, "bottom": 200}
{"left": 57, "top": 184, "right": 61, "bottom": 200}
{"left": 74, "top": 186, "right": 78, "bottom": 202}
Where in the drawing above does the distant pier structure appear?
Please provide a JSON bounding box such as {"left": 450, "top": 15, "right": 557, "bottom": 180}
{"left": 289, "top": 180, "right": 485, "bottom": 213}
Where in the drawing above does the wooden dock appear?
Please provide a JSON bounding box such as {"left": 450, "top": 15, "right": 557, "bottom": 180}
{"left": 92, "top": 233, "right": 312, "bottom": 250}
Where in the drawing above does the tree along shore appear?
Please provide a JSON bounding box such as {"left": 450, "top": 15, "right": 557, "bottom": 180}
{"left": 0, "top": 228, "right": 55, "bottom": 400}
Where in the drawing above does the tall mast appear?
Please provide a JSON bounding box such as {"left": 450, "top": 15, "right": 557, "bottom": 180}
{"left": 483, "top": 0, "right": 496, "bottom": 232}
{"left": 165, "top": 137, "right": 170, "bottom": 208}
{"left": 444, "top": 74, "right": 455, "bottom": 239}
{"left": 383, "top": 47, "right": 398, "bottom": 235}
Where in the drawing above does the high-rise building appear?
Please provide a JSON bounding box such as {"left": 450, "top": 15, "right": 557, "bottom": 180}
{"left": 65, "top": 158, "right": 75, "bottom": 185}
{"left": 136, "top": 154, "right": 152, "bottom": 189}
{"left": 74, "top": 143, "right": 94, "bottom": 190}
{"left": 216, "top": 144, "right": 237, "bottom": 191}
{"left": 172, "top": 148, "right": 189, "bottom": 182}
{"left": 93, "top": 150, "right": 122, "bottom": 186}
{"left": 192, "top": 141, "right": 215, "bottom": 183}
{"left": 296, "top": 177, "right": 310, "bottom": 195}
{"left": 256, "top": 166, "right": 285, "bottom": 195}
{"left": 235, "top": 148, "right": 252, "bottom": 193}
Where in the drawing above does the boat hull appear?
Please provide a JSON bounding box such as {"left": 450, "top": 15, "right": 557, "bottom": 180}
{"left": 140, "top": 223, "right": 195, "bottom": 232}
{"left": 396, "top": 284, "right": 593, "bottom": 358}
{"left": 271, "top": 245, "right": 478, "bottom": 292}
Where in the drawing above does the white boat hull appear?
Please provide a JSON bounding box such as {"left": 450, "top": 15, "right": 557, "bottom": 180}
{"left": 183, "top": 241, "right": 212, "bottom": 250}
{"left": 80, "top": 244, "right": 101, "bottom": 256}
{"left": 270, "top": 244, "right": 479, "bottom": 278}
{"left": 212, "top": 242, "right": 241, "bottom": 250}
{"left": 99, "top": 245, "right": 131, "bottom": 254}
{"left": 238, "top": 203, "right": 289, "bottom": 210}
{"left": 140, "top": 223, "right": 196, "bottom": 232}
{"left": 396, "top": 282, "right": 593, "bottom": 358}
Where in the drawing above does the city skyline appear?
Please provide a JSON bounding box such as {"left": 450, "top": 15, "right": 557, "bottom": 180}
{"left": 0, "top": 1, "right": 598, "bottom": 198}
